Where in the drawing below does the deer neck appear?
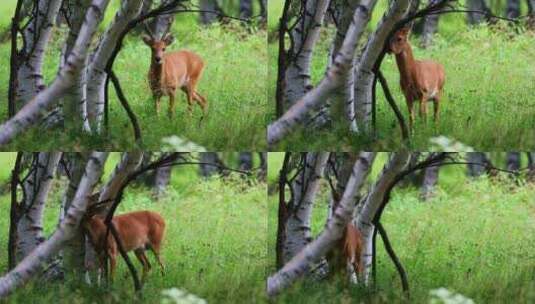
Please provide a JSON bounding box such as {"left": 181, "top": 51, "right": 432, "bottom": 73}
{"left": 395, "top": 45, "right": 417, "bottom": 84}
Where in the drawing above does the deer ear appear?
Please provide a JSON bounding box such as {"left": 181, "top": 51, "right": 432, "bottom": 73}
{"left": 399, "top": 27, "right": 411, "bottom": 37}
{"left": 142, "top": 35, "right": 152, "bottom": 46}
{"left": 163, "top": 33, "right": 175, "bottom": 45}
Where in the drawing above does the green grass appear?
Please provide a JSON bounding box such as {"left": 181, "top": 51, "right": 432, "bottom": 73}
{"left": 0, "top": 1, "right": 267, "bottom": 150}
{"left": 267, "top": 152, "right": 535, "bottom": 303}
{"left": 0, "top": 155, "right": 267, "bottom": 303}
{"left": 268, "top": 1, "right": 535, "bottom": 151}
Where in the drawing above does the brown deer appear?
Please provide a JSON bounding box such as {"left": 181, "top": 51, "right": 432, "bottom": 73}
{"left": 142, "top": 31, "right": 207, "bottom": 119}
{"left": 327, "top": 222, "right": 364, "bottom": 283}
{"left": 82, "top": 210, "right": 166, "bottom": 283}
{"left": 388, "top": 27, "right": 445, "bottom": 131}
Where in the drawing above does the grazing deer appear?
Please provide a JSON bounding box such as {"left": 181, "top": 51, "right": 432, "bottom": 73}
{"left": 142, "top": 31, "right": 207, "bottom": 119}
{"left": 327, "top": 222, "right": 364, "bottom": 284}
{"left": 82, "top": 210, "right": 166, "bottom": 283}
{"left": 388, "top": 27, "right": 445, "bottom": 131}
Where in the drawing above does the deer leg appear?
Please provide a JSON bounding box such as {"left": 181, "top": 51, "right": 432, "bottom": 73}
{"left": 154, "top": 95, "right": 161, "bottom": 116}
{"left": 134, "top": 249, "right": 151, "bottom": 283}
{"left": 407, "top": 100, "right": 415, "bottom": 132}
{"left": 185, "top": 86, "right": 195, "bottom": 117}
{"left": 194, "top": 92, "right": 208, "bottom": 115}
{"left": 347, "top": 260, "right": 358, "bottom": 284}
{"left": 421, "top": 98, "right": 428, "bottom": 124}
{"left": 168, "top": 91, "right": 176, "bottom": 119}
{"left": 109, "top": 254, "right": 116, "bottom": 283}
{"left": 433, "top": 98, "right": 440, "bottom": 124}
{"left": 150, "top": 247, "right": 165, "bottom": 276}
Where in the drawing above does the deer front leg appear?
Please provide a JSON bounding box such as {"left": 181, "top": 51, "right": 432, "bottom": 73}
{"left": 154, "top": 95, "right": 161, "bottom": 116}
{"left": 109, "top": 253, "right": 116, "bottom": 283}
{"left": 420, "top": 98, "right": 428, "bottom": 124}
{"left": 168, "top": 91, "right": 176, "bottom": 119}
{"left": 407, "top": 99, "right": 415, "bottom": 132}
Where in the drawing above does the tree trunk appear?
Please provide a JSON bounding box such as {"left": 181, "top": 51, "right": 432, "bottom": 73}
{"left": 420, "top": 156, "right": 442, "bottom": 201}
{"left": 240, "top": 0, "right": 253, "bottom": 18}
{"left": 506, "top": 152, "right": 521, "bottom": 171}
{"left": 528, "top": 152, "right": 535, "bottom": 180}
{"left": 15, "top": 0, "right": 62, "bottom": 109}
{"left": 354, "top": 0, "right": 411, "bottom": 133}
{"left": 356, "top": 152, "right": 410, "bottom": 285}
{"left": 62, "top": 0, "right": 92, "bottom": 133}
{"left": 466, "top": 0, "right": 490, "bottom": 25}
{"left": 199, "top": 152, "right": 223, "bottom": 177}
{"left": 466, "top": 152, "right": 491, "bottom": 177}
{"left": 15, "top": 153, "right": 62, "bottom": 263}
{"left": 420, "top": 0, "right": 441, "bottom": 48}
{"left": 284, "top": 0, "right": 330, "bottom": 115}
{"left": 199, "top": 0, "right": 220, "bottom": 24}
{"left": 86, "top": 0, "right": 144, "bottom": 132}
{"left": 0, "top": 152, "right": 108, "bottom": 298}
{"left": 259, "top": 0, "right": 267, "bottom": 23}
{"left": 258, "top": 152, "right": 267, "bottom": 181}
{"left": 239, "top": 152, "right": 253, "bottom": 171}
{"left": 267, "top": 152, "right": 376, "bottom": 297}
{"left": 506, "top": 0, "right": 521, "bottom": 18}
{"left": 281, "top": 153, "right": 329, "bottom": 265}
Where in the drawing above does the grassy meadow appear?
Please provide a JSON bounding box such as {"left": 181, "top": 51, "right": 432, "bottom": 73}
{"left": 268, "top": 1, "right": 535, "bottom": 151}
{"left": 0, "top": 153, "right": 267, "bottom": 303}
{"left": 267, "top": 152, "right": 535, "bottom": 303}
{"left": 0, "top": 1, "right": 267, "bottom": 150}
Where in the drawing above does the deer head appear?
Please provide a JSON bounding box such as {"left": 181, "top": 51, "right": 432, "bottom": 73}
{"left": 142, "top": 25, "right": 175, "bottom": 65}
{"left": 388, "top": 27, "right": 411, "bottom": 54}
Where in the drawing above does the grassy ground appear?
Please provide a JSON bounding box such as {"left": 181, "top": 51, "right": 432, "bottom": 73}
{"left": 267, "top": 152, "right": 535, "bottom": 303}
{"left": 0, "top": 1, "right": 267, "bottom": 150}
{"left": 0, "top": 153, "right": 267, "bottom": 303}
{"left": 268, "top": 1, "right": 535, "bottom": 151}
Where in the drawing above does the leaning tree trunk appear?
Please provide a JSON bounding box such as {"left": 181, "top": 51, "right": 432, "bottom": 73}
{"left": 420, "top": 0, "right": 441, "bottom": 48}
{"left": 466, "top": 0, "right": 491, "bottom": 25}
{"left": 281, "top": 153, "right": 329, "bottom": 265}
{"left": 356, "top": 152, "right": 410, "bottom": 285}
{"left": 268, "top": 0, "right": 379, "bottom": 145}
{"left": 0, "top": 0, "right": 112, "bottom": 146}
{"left": 259, "top": 0, "right": 267, "bottom": 23}
{"left": 61, "top": 153, "right": 89, "bottom": 278}
{"left": 15, "top": 0, "right": 62, "bottom": 109}
{"left": 62, "top": 0, "right": 92, "bottom": 133}
{"left": 283, "top": 0, "right": 330, "bottom": 115}
{"left": 86, "top": 0, "right": 144, "bottom": 133}
{"left": 267, "top": 152, "right": 376, "bottom": 297}
{"left": 15, "top": 153, "right": 62, "bottom": 263}
{"left": 354, "top": 0, "right": 411, "bottom": 133}
{"left": 0, "top": 152, "right": 108, "bottom": 298}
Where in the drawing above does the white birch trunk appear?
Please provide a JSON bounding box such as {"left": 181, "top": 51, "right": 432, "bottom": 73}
{"left": 354, "top": 0, "right": 411, "bottom": 132}
{"left": 355, "top": 152, "right": 410, "bottom": 285}
{"left": 267, "top": 0, "right": 378, "bottom": 146}
{"left": 15, "top": 0, "right": 62, "bottom": 107}
{"left": 0, "top": 152, "right": 109, "bottom": 298}
{"left": 0, "top": 0, "right": 111, "bottom": 146}
{"left": 15, "top": 153, "right": 62, "bottom": 262}
{"left": 284, "top": 0, "right": 330, "bottom": 109}
{"left": 283, "top": 152, "right": 330, "bottom": 264}
{"left": 86, "top": 0, "right": 144, "bottom": 132}
{"left": 267, "top": 152, "right": 376, "bottom": 297}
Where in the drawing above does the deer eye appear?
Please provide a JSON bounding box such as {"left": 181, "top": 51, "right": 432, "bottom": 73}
{"left": 163, "top": 48, "right": 166, "bottom": 51}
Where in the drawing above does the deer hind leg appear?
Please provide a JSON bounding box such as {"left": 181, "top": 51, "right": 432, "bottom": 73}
{"left": 109, "top": 254, "right": 117, "bottom": 283}
{"left": 134, "top": 249, "right": 151, "bottom": 283}
{"left": 346, "top": 259, "right": 358, "bottom": 284}
{"left": 194, "top": 92, "right": 208, "bottom": 116}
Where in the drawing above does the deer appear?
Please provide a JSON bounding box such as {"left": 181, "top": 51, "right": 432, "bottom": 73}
{"left": 327, "top": 222, "right": 364, "bottom": 284}
{"left": 142, "top": 28, "right": 207, "bottom": 119}
{"left": 388, "top": 27, "right": 445, "bottom": 131}
{"left": 82, "top": 208, "right": 166, "bottom": 284}
{"left": 326, "top": 189, "right": 364, "bottom": 284}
